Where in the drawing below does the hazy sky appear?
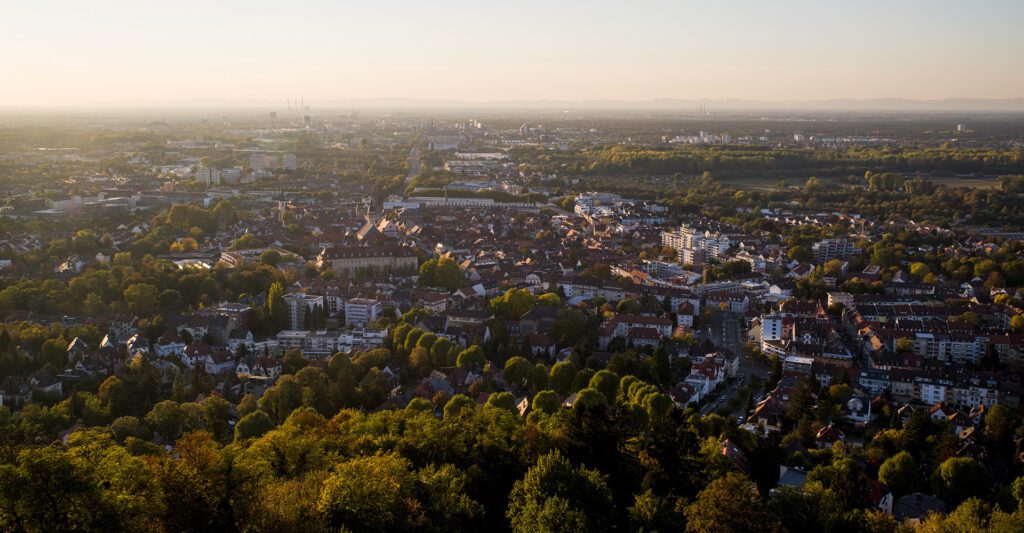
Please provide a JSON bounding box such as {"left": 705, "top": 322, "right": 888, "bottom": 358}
{"left": 1, "top": 0, "right": 1022, "bottom": 106}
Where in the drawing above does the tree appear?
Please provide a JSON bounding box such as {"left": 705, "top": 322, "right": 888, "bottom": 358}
{"left": 234, "top": 410, "right": 274, "bottom": 442}
{"left": 549, "top": 361, "right": 576, "bottom": 396}
{"left": 1012, "top": 476, "right": 1024, "bottom": 510}
{"left": 282, "top": 349, "right": 306, "bottom": 375}
{"left": 259, "top": 250, "right": 282, "bottom": 266}
{"left": 409, "top": 346, "right": 432, "bottom": 378}
{"left": 157, "top": 431, "right": 232, "bottom": 531}
{"left": 532, "top": 390, "right": 560, "bottom": 415}
{"left": 456, "top": 345, "right": 486, "bottom": 368}
{"left": 145, "top": 400, "right": 187, "bottom": 443}
{"left": 124, "top": 283, "right": 159, "bottom": 315}
{"left": 444, "top": 394, "right": 475, "bottom": 420}
{"left": 537, "top": 293, "right": 562, "bottom": 306}
{"left": 231, "top": 234, "right": 263, "bottom": 250}
{"left": 507, "top": 451, "right": 613, "bottom": 533}
{"left": 158, "top": 289, "right": 183, "bottom": 311}
{"left": 486, "top": 391, "right": 517, "bottom": 413}
{"left": 684, "top": 473, "right": 778, "bottom": 533}
{"left": 588, "top": 370, "right": 620, "bottom": 404}
{"left": 419, "top": 257, "right": 464, "bottom": 291}
{"left": 415, "top": 332, "right": 438, "bottom": 351}
{"left": 982, "top": 404, "right": 1018, "bottom": 456}
{"left": 391, "top": 323, "right": 413, "bottom": 348}
{"left": 265, "top": 282, "right": 288, "bottom": 331}
{"left": 550, "top": 308, "right": 588, "bottom": 347}
{"left": 199, "top": 396, "right": 234, "bottom": 443}
{"left": 503, "top": 356, "right": 531, "bottom": 388}
{"left": 788, "top": 246, "right": 813, "bottom": 263}
{"left": 415, "top": 464, "right": 484, "bottom": 529}
{"left": 932, "top": 457, "right": 990, "bottom": 507}
{"left": 529, "top": 363, "right": 549, "bottom": 392}
{"left": 97, "top": 375, "right": 129, "bottom": 419}
{"left": 491, "top": 288, "right": 536, "bottom": 319}
{"left": 430, "top": 338, "right": 454, "bottom": 367}
{"left": 878, "top": 451, "right": 920, "bottom": 496}
{"left": 318, "top": 454, "right": 417, "bottom": 530}
{"left": 909, "top": 262, "right": 931, "bottom": 280}
{"left": 629, "top": 489, "right": 685, "bottom": 532}
{"left": 767, "top": 485, "right": 843, "bottom": 532}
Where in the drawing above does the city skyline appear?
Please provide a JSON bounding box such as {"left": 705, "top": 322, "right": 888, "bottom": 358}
{"left": 1, "top": 0, "right": 1023, "bottom": 108}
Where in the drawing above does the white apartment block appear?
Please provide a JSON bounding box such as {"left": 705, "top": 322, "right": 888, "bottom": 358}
{"left": 345, "top": 298, "right": 382, "bottom": 327}
{"left": 283, "top": 292, "right": 324, "bottom": 330}
{"left": 812, "top": 239, "right": 860, "bottom": 263}
{"left": 660, "top": 224, "right": 731, "bottom": 266}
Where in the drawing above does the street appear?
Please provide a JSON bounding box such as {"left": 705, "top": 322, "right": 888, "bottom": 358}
{"left": 698, "top": 312, "right": 769, "bottom": 418}
{"left": 402, "top": 146, "right": 420, "bottom": 197}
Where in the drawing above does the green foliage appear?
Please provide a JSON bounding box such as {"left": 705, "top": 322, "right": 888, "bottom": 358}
{"left": 878, "top": 451, "right": 920, "bottom": 496}
{"left": 265, "top": 282, "right": 288, "bottom": 331}
{"left": 684, "top": 473, "right": 778, "bottom": 533}
{"left": 549, "top": 361, "right": 576, "bottom": 396}
{"left": 419, "top": 257, "right": 464, "bottom": 291}
{"left": 490, "top": 288, "right": 536, "bottom": 319}
{"left": 456, "top": 345, "right": 486, "bottom": 368}
{"left": 932, "top": 457, "right": 991, "bottom": 507}
{"left": 503, "top": 356, "right": 532, "bottom": 388}
{"left": 507, "top": 451, "right": 613, "bottom": 532}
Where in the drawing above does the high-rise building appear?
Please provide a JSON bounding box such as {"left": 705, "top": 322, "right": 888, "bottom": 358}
{"left": 282, "top": 153, "right": 297, "bottom": 171}
{"left": 196, "top": 167, "right": 221, "bottom": 187}
{"left": 249, "top": 153, "right": 266, "bottom": 172}
{"left": 660, "top": 224, "right": 731, "bottom": 266}
{"left": 283, "top": 292, "right": 324, "bottom": 330}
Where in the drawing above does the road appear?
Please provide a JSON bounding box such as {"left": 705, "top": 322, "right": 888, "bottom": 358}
{"left": 402, "top": 146, "right": 420, "bottom": 197}
{"left": 698, "top": 312, "right": 769, "bottom": 418}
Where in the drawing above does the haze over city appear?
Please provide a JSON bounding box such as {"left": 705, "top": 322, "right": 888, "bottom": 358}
{"left": 2, "top": 0, "right": 1023, "bottom": 109}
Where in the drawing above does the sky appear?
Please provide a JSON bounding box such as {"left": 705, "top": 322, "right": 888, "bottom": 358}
{"left": 1, "top": 0, "right": 1022, "bottom": 107}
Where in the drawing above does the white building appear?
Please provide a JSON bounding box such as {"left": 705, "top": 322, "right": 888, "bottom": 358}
{"left": 283, "top": 292, "right": 324, "bottom": 330}
{"left": 196, "top": 167, "right": 221, "bottom": 187}
{"left": 812, "top": 239, "right": 860, "bottom": 263}
{"left": 345, "top": 298, "right": 381, "bottom": 327}
{"left": 660, "top": 224, "right": 731, "bottom": 266}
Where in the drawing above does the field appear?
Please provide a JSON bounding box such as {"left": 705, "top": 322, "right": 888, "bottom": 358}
{"left": 717, "top": 175, "right": 1001, "bottom": 191}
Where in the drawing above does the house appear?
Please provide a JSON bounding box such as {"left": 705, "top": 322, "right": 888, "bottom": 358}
{"left": 155, "top": 332, "right": 187, "bottom": 357}
{"left": 597, "top": 313, "right": 673, "bottom": 350}
{"left": 815, "top": 423, "right": 845, "bottom": 448}
{"left": 525, "top": 333, "right": 556, "bottom": 358}
{"left": 0, "top": 377, "right": 32, "bottom": 407}
{"left": 776, "top": 465, "right": 808, "bottom": 489}
{"left": 228, "top": 329, "right": 256, "bottom": 354}
{"left": 669, "top": 382, "right": 699, "bottom": 407}
{"left": 29, "top": 370, "right": 63, "bottom": 397}
{"left": 203, "top": 350, "right": 237, "bottom": 375}
{"left": 126, "top": 334, "right": 150, "bottom": 356}
{"left": 66, "top": 337, "right": 91, "bottom": 362}
{"left": 747, "top": 395, "right": 784, "bottom": 432}
{"left": 720, "top": 439, "right": 749, "bottom": 473}
{"left": 946, "top": 410, "right": 972, "bottom": 435}
{"left": 929, "top": 402, "right": 955, "bottom": 423}
{"left": 182, "top": 342, "right": 213, "bottom": 369}
{"left": 893, "top": 493, "right": 946, "bottom": 522}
